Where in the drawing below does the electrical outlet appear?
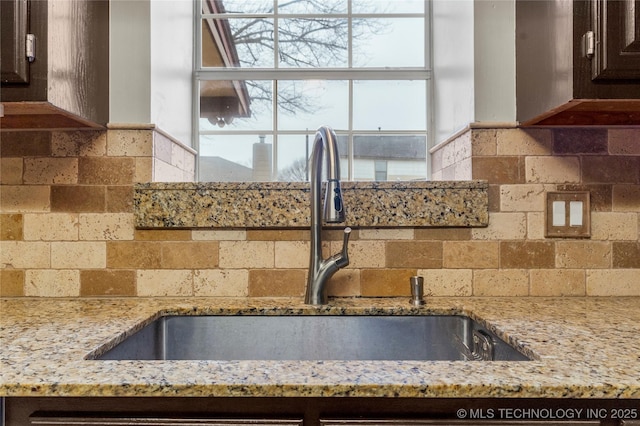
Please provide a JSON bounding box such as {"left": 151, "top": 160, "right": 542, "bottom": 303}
{"left": 545, "top": 191, "right": 591, "bottom": 238}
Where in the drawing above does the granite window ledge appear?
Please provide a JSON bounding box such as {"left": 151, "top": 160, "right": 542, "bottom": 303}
{"left": 134, "top": 181, "right": 489, "bottom": 229}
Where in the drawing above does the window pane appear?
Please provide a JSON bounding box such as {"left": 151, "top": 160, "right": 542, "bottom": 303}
{"left": 278, "top": 0, "right": 347, "bottom": 14}
{"left": 276, "top": 134, "right": 311, "bottom": 181}
{"left": 277, "top": 80, "right": 348, "bottom": 130}
{"left": 199, "top": 80, "right": 273, "bottom": 131}
{"left": 203, "top": 0, "right": 274, "bottom": 14}
{"left": 352, "top": 0, "right": 425, "bottom": 14}
{"left": 353, "top": 134, "right": 427, "bottom": 181}
{"left": 353, "top": 18, "right": 424, "bottom": 68}
{"left": 201, "top": 17, "right": 274, "bottom": 68}
{"left": 278, "top": 18, "right": 348, "bottom": 68}
{"left": 200, "top": 134, "right": 274, "bottom": 182}
{"left": 353, "top": 80, "right": 426, "bottom": 130}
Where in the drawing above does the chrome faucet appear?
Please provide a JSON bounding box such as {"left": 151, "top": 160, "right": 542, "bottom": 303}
{"left": 305, "top": 126, "right": 351, "bottom": 305}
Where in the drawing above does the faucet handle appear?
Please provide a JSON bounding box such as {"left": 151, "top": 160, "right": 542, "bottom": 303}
{"left": 335, "top": 227, "right": 351, "bottom": 268}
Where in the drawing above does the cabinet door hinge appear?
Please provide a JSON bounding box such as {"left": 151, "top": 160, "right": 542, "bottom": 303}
{"left": 582, "top": 30, "right": 595, "bottom": 59}
{"left": 26, "top": 34, "right": 36, "bottom": 62}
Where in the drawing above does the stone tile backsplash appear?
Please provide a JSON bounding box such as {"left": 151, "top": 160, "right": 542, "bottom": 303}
{"left": 1, "top": 126, "right": 639, "bottom": 298}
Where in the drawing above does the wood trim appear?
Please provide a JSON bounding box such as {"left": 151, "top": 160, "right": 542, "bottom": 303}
{"left": 520, "top": 99, "right": 640, "bottom": 126}
{"left": 0, "top": 102, "right": 105, "bottom": 130}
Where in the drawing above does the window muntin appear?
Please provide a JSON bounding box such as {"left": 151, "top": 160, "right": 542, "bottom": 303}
{"left": 196, "top": 0, "right": 431, "bottom": 182}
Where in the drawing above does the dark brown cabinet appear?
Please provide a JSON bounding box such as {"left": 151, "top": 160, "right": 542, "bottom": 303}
{"left": 4, "top": 397, "right": 637, "bottom": 426}
{"left": 0, "top": 0, "right": 109, "bottom": 130}
{"left": 1, "top": 0, "right": 30, "bottom": 85}
{"left": 588, "top": 0, "right": 640, "bottom": 81}
{"left": 517, "top": 0, "right": 640, "bottom": 126}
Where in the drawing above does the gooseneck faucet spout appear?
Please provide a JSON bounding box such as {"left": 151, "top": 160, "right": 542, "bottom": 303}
{"left": 305, "top": 126, "right": 351, "bottom": 305}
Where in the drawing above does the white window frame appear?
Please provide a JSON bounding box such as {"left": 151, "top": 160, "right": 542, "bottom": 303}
{"left": 193, "top": 0, "right": 434, "bottom": 181}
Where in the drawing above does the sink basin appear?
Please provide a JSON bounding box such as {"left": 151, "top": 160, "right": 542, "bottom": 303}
{"left": 92, "top": 315, "right": 530, "bottom": 361}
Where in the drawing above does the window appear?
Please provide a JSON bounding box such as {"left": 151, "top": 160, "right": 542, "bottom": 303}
{"left": 196, "top": 0, "right": 431, "bottom": 182}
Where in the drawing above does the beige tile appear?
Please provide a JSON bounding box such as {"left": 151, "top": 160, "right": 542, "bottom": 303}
{"left": 78, "top": 157, "right": 135, "bottom": 185}
{"left": 587, "top": 270, "right": 640, "bottom": 296}
{"left": 440, "top": 142, "right": 457, "bottom": 169}
{"left": 525, "top": 156, "right": 581, "bottom": 184}
{"left": 473, "top": 269, "right": 529, "bottom": 296}
{"left": 275, "top": 241, "right": 309, "bottom": 268}
{"left": 612, "top": 185, "right": 640, "bottom": 212}
{"left": 500, "top": 241, "right": 555, "bottom": 269}
{"left": 135, "top": 157, "right": 154, "bottom": 182}
{"left": 107, "top": 129, "right": 154, "bottom": 157}
{"left": 51, "top": 185, "right": 106, "bottom": 213}
{"left": 454, "top": 157, "right": 473, "bottom": 180}
{"left": 612, "top": 242, "right": 640, "bottom": 268}
{"left": 0, "top": 158, "right": 23, "bottom": 184}
{"left": 80, "top": 270, "right": 135, "bottom": 296}
{"left": 137, "top": 270, "right": 194, "bottom": 296}
{"left": 417, "top": 269, "right": 473, "bottom": 296}
{"left": 500, "top": 184, "right": 553, "bottom": 212}
{"left": 443, "top": 241, "right": 499, "bottom": 269}
{"left": 106, "top": 242, "right": 163, "bottom": 268}
{"left": 25, "top": 270, "right": 80, "bottom": 297}
{"left": 23, "top": 158, "right": 78, "bottom": 184}
{"left": 0, "top": 241, "right": 50, "bottom": 268}
{"left": 526, "top": 212, "right": 545, "bottom": 240}
{"left": 453, "top": 131, "right": 472, "bottom": 164}
{"left": 556, "top": 241, "right": 611, "bottom": 269}
{"left": 496, "top": 128, "right": 553, "bottom": 156}
{"left": 79, "top": 213, "right": 135, "bottom": 241}
{"left": 219, "top": 241, "right": 274, "bottom": 268}
{"left": 154, "top": 132, "right": 173, "bottom": 163}
{"left": 470, "top": 129, "right": 497, "bottom": 157}
{"left": 171, "top": 141, "right": 189, "bottom": 169}
{"left": 153, "top": 159, "right": 184, "bottom": 182}
{"left": 194, "top": 269, "right": 249, "bottom": 297}
{"left": 1, "top": 214, "right": 23, "bottom": 241}
{"left": 336, "top": 240, "right": 385, "bottom": 268}
{"left": 135, "top": 229, "right": 191, "bottom": 241}
{"left": 23, "top": 213, "right": 78, "bottom": 241}
{"left": 582, "top": 156, "right": 639, "bottom": 184}
{"left": 386, "top": 241, "right": 442, "bottom": 268}
{"left": 248, "top": 269, "right": 306, "bottom": 297}
{"left": 361, "top": 269, "right": 417, "bottom": 297}
{"left": 107, "top": 186, "right": 135, "bottom": 213}
{"left": 51, "top": 242, "right": 106, "bottom": 269}
{"left": 554, "top": 129, "right": 607, "bottom": 154}
{"left": 52, "top": 130, "right": 107, "bottom": 157}
{"left": 414, "top": 228, "right": 471, "bottom": 241}
{"left": 471, "top": 212, "right": 527, "bottom": 240}
{"left": 192, "top": 229, "right": 247, "bottom": 241}
{"left": 358, "top": 228, "right": 414, "bottom": 240}
{"left": 431, "top": 169, "right": 443, "bottom": 181}
{"left": 326, "top": 269, "right": 360, "bottom": 297}
{"left": 0, "top": 186, "right": 50, "bottom": 212}
{"left": 608, "top": 129, "right": 640, "bottom": 155}
{"left": 0, "top": 270, "right": 24, "bottom": 296}
{"left": 591, "top": 212, "right": 638, "bottom": 241}
{"left": 472, "top": 157, "right": 524, "bottom": 184}
{"left": 0, "top": 131, "right": 51, "bottom": 156}
{"left": 162, "top": 242, "right": 219, "bottom": 269}
{"left": 530, "top": 269, "right": 585, "bottom": 296}
{"left": 247, "top": 229, "right": 309, "bottom": 241}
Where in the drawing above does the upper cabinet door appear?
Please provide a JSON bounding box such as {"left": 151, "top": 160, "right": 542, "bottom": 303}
{"left": 592, "top": 0, "right": 640, "bottom": 80}
{"left": 1, "top": 0, "right": 30, "bottom": 84}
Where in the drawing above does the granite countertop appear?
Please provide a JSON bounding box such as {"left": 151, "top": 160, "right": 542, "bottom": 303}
{"left": 0, "top": 297, "right": 639, "bottom": 399}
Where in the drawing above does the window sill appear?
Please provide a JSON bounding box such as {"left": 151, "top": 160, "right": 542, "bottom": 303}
{"left": 134, "top": 181, "right": 488, "bottom": 229}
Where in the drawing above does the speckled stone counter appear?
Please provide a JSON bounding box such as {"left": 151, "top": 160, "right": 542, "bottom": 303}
{"left": 134, "top": 181, "right": 488, "bottom": 228}
{"left": 1, "top": 297, "right": 639, "bottom": 399}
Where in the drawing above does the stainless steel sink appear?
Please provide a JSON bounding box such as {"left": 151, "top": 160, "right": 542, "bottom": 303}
{"left": 91, "top": 315, "right": 530, "bottom": 361}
